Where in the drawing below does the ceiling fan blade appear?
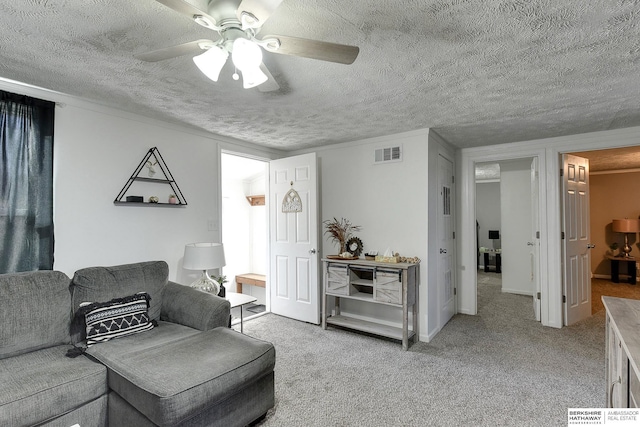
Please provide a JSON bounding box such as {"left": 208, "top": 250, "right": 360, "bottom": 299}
{"left": 257, "top": 63, "right": 280, "bottom": 92}
{"left": 237, "top": 0, "right": 283, "bottom": 27}
{"left": 155, "top": 0, "right": 216, "bottom": 24}
{"left": 135, "top": 39, "right": 214, "bottom": 62}
{"left": 261, "top": 35, "right": 359, "bottom": 65}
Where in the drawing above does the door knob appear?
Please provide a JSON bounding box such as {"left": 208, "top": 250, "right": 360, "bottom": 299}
{"left": 440, "top": 248, "right": 447, "bottom": 254}
{"left": 309, "top": 248, "right": 317, "bottom": 254}
{"left": 527, "top": 242, "right": 535, "bottom": 246}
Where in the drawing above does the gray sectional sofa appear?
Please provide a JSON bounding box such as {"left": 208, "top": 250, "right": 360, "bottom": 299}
{"left": 0, "top": 261, "right": 275, "bottom": 427}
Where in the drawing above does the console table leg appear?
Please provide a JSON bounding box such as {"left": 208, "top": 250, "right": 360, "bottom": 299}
{"left": 611, "top": 259, "right": 620, "bottom": 283}
{"left": 402, "top": 296, "right": 409, "bottom": 351}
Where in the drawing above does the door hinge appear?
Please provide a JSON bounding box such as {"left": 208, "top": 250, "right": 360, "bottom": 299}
{"left": 537, "top": 292, "right": 541, "bottom": 300}
{"left": 536, "top": 231, "right": 540, "bottom": 239}
{"left": 454, "top": 287, "right": 457, "bottom": 295}
{"left": 562, "top": 295, "right": 567, "bottom": 303}
{"left": 453, "top": 231, "right": 456, "bottom": 239}
{"left": 561, "top": 231, "right": 565, "bottom": 240}
{"left": 560, "top": 168, "right": 564, "bottom": 177}
{"left": 452, "top": 175, "right": 455, "bottom": 184}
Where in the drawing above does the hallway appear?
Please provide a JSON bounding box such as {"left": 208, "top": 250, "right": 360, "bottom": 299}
{"left": 478, "top": 270, "right": 640, "bottom": 320}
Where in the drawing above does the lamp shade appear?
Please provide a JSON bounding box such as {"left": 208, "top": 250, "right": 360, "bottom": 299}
{"left": 241, "top": 67, "right": 268, "bottom": 89}
{"left": 193, "top": 46, "right": 229, "bottom": 82}
{"left": 183, "top": 243, "right": 226, "bottom": 270}
{"left": 612, "top": 219, "right": 640, "bottom": 233}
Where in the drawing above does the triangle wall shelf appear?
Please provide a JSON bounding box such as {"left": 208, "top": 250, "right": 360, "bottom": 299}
{"left": 114, "top": 147, "right": 187, "bottom": 206}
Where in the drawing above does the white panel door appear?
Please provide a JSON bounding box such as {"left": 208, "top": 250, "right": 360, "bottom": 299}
{"left": 562, "top": 154, "right": 592, "bottom": 325}
{"left": 531, "top": 157, "right": 541, "bottom": 321}
{"left": 269, "top": 153, "right": 320, "bottom": 324}
{"left": 438, "top": 154, "right": 455, "bottom": 327}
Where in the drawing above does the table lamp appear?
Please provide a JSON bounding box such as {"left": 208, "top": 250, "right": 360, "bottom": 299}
{"left": 183, "top": 242, "right": 226, "bottom": 295}
{"left": 612, "top": 219, "right": 640, "bottom": 258}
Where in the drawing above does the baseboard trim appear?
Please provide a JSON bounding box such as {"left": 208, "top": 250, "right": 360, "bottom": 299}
{"left": 501, "top": 288, "right": 534, "bottom": 297}
{"left": 593, "top": 273, "right": 637, "bottom": 283}
{"left": 421, "top": 325, "right": 441, "bottom": 343}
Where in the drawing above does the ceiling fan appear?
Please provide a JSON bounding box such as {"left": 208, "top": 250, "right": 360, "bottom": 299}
{"left": 137, "top": 0, "right": 360, "bottom": 91}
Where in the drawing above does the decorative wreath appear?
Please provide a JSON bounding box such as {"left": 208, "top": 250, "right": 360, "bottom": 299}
{"left": 346, "top": 237, "right": 364, "bottom": 258}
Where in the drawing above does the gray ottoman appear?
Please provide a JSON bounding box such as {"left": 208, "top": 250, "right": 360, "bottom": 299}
{"left": 87, "top": 327, "right": 275, "bottom": 426}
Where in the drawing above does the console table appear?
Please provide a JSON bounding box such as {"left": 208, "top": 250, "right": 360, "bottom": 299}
{"left": 607, "top": 256, "right": 637, "bottom": 284}
{"left": 321, "top": 258, "right": 418, "bottom": 350}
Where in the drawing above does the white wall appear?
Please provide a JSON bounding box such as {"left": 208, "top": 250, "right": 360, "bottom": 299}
{"left": 499, "top": 159, "right": 534, "bottom": 296}
{"left": 301, "top": 130, "right": 436, "bottom": 340}
{"left": 476, "top": 181, "right": 501, "bottom": 253}
{"left": 221, "top": 170, "right": 267, "bottom": 303}
{"left": 0, "top": 77, "right": 284, "bottom": 284}
{"left": 249, "top": 175, "right": 267, "bottom": 277}
{"left": 53, "top": 104, "right": 223, "bottom": 282}
{"left": 222, "top": 179, "right": 252, "bottom": 291}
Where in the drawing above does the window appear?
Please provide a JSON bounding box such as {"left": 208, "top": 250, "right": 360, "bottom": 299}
{"left": 0, "top": 90, "right": 55, "bottom": 273}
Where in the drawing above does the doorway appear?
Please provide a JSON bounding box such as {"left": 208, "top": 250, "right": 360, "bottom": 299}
{"left": 474, "top": 158, "right": 540, "bottom": 321}
{"left": 221, "top": 152, "right": 269, "bottom": 324}
{"left": 567, "top": 147, "right": 640, "bottom": 315}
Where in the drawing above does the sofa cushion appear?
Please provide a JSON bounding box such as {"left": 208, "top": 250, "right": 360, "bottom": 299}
{"left": 71, "top": 261, "right": 168, "bottom": 325}
{"left": 0, "top": 270, "right": 72, "bottom": 359}
{"left": 0, "top": 345, "right": 108, "bottom": 427}
{"left": 40, "top": 393, "right": 108, "bottom": 427}
{"left": 81, "top": 292, "right": 155, "bottom": 346}
{"left": 87, "top": 327, "right": 276, "bottom": 426}
{"left": 86, "top": 320, "right": 201, "bottom": 357}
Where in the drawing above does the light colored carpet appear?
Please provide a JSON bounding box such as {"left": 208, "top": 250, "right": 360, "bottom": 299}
{"left": 239, "top": 271, "right": 605, "bottom": 426}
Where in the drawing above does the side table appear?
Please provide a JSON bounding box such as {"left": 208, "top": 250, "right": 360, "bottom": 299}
{"left": 607, "top": 255, "right": 637, "bottom": 284}
{"left": 479, "top": 248, "right": 502, "bottom": 273}
{"left": 226, "top": 292, "right": 258, "bottom": 333}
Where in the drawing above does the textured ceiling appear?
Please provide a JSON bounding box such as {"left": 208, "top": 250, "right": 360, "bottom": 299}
{"left": 474, "top": 147, "right": 640, "bottom": 180}
{"left": 2, "top": 0, "right": 640, "bottom": 151}
{"left": 572, "top": 146, "right": 640, "bottom": 172}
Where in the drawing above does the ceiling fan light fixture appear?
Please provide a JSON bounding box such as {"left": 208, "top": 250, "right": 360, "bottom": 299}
{"left": 232, "top": 38, "right": 263, "bottom": 72}
{"left": 193, "top": 46, "right": 229, "bottom": 82}
{"left": 241, "top": 67, "right": 268, "bottom": 89}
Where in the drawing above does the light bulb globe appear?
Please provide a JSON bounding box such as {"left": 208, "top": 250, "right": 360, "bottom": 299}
{"left": 232, "top": 38, "right": 263, "bottom": 71}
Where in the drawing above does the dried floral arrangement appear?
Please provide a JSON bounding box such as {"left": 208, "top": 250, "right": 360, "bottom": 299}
{"left": 323, "top": 217, "right": 361, "bottom": 253}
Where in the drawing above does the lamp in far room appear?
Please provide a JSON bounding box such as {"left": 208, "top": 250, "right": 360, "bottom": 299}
{"left": 183, "top": 243, "right": 226, "bottom": 295}
{"left": 612, "top": 219, "right": 640, "bottom": 258}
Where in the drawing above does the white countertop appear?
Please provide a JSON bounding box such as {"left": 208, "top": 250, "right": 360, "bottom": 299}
{"left": 603, "top": 296, "right": 640, "bottom": 381}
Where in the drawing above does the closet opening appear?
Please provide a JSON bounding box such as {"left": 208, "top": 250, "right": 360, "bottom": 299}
{"left": 221, "top": 152, "right": 269, "bottom": 325}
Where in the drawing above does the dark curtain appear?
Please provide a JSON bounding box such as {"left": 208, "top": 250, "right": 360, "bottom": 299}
{"left": 0, "top": 90, "right": 55, "bottom": 273}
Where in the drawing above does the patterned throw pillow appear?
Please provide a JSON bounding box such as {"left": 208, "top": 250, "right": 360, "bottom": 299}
{"left": 79, "top": 292, "right": 155, "bottom": 346}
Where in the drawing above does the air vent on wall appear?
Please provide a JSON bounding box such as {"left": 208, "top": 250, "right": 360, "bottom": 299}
{"left": 374, "top": 145, "right": 402, "bottom": 164}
